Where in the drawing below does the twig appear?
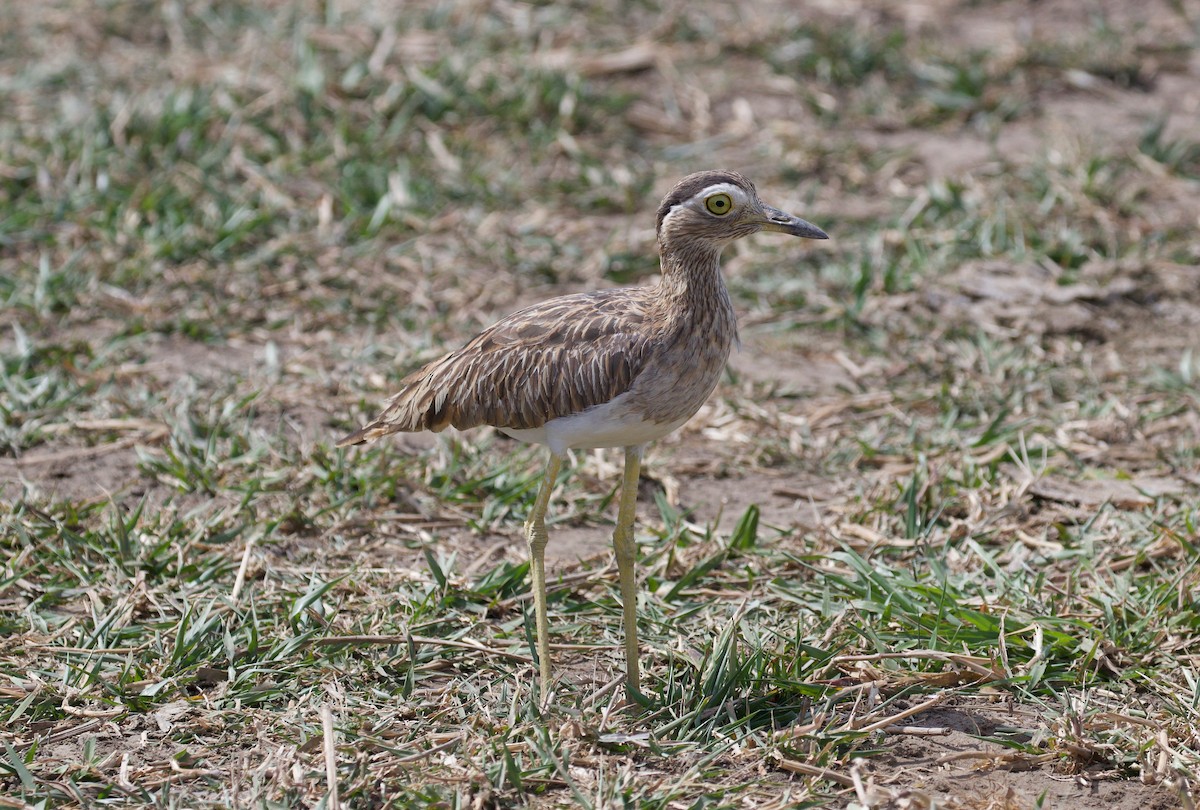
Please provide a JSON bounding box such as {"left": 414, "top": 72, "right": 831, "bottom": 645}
{"left": 775, "top": 758, "right": 856, "bottom": 787}
{"left": 322, "top": 704, "right": 339, "bottom": 810}
{"left": 882, "top": 725, "right": 951, "bottom": 736}
{"left": 312, "top": 634, "right": 533, "bottom": 664}
{"left": 30, "top": 644, "right": 145, "bottom": 655}
{"left": 59, "top": 700, "right": 125, "bottom": 719}
{"left": 12, "top": 718, "right": 104, "bottom": 753}
{"left": 580, "top": 675, "right": 625, "bottom": 710}
{"left": 5, "top": 430, "right": 168, "bottom": 467}
{"left": 935, "top": 749, "right": 1055, "bottom": 767}
{"left": 851, "top": 692, "right": 949, "bottom": 734}
{"left": 1093, "top": 710, "right": 1162, "bottom": 729}
{"left": 833, "top": 649, "right": 998, "bottom": 680}
{"left": 395, "top": 733, "right": 462, "bottom": 764}
{"left": 850, "top": 764, "right": 869, "bottom": 806}
{"left": 230, "top": 531, "right": 258, "bottom": 603}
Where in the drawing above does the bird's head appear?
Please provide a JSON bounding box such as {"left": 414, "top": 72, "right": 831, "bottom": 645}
{"left": 655, "top": 170, "right": 828, "bottom": 250}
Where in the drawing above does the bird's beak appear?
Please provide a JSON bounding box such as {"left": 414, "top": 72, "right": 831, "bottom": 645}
{"left": 759, "top": 205, "right": 829, "bottom": 240}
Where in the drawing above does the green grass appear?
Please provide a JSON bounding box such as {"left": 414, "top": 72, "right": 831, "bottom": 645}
{"left": 3, "top": 1, "right": 1200, "bottom": 807}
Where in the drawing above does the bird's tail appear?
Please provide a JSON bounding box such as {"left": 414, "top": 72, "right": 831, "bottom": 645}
{"left": 334, "top": 422, "right": 393, "bottom": 447}
{"left": 335, "top": 361, "right": 456, "bottom": 447}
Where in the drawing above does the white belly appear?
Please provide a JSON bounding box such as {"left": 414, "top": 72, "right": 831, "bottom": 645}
{"left": 499, "top": 391, "right": 694, "bottom": 456}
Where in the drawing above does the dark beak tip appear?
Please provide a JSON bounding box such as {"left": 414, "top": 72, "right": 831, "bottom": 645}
{"left": 796, "top": 223, "right": 830, "bottom": 241}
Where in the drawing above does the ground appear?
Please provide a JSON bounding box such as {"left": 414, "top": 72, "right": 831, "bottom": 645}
{"left": 2, "top": 0, "right": 1199, "bottom": 807}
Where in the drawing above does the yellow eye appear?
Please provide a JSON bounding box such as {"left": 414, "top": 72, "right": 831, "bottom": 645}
{"left": 705, "top": 193, "right": 733, "bottom": 215}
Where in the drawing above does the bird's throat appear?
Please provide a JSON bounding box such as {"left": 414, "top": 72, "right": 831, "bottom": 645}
{"left": 657, "top": 242, "right": 728, "bottom": 308}
{"left": 654, "top": 243, "right": 737, "bottom": 346}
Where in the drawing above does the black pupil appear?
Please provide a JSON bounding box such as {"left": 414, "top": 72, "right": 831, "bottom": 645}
{"left": 714, "top": 198, "right": 726, "bottom": 209}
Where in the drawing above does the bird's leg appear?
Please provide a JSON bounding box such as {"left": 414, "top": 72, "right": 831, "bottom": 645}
{"left": 612, "top": 445, "right": 644, "bottom": 695}
{"left": 525, "top": 453, "right": 563, "bottom": 704}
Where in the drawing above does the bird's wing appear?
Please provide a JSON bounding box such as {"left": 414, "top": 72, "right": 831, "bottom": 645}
{"left": 337, "top": 289, "right": 657, "bottom": 444}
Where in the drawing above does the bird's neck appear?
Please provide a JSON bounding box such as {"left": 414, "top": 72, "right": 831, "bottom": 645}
{"left": 655, "top": 240, "right": 729, "bottom": 310}
{"left": 652, "top": 240, "right": 737, "bottom": 343}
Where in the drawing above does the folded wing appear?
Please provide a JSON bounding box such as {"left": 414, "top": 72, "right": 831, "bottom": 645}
{"left": 336, "top": 289, "right": 657, "bottom": 446}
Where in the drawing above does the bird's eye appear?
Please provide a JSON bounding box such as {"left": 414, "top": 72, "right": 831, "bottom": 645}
{"left": 705, "top": 193, "right": 733, "bottom": 215}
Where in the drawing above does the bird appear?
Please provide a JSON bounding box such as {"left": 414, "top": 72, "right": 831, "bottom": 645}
{"left": 337, "top": 170, "right": 828, "bottom": 702}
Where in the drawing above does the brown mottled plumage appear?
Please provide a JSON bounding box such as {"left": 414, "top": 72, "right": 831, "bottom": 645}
{"left": 337, "top": 288, "right": 657, "bottom": 439}
{"left": 337, "top": 170, "right": 828, "bottom": 702}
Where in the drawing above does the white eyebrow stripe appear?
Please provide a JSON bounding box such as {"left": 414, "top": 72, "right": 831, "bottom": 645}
{"left": 695, "top": 182, "right": 750, "bottom": 204}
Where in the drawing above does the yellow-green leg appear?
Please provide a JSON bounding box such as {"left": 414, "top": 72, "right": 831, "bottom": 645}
{"left": 525, "top": 453, "right": 563, "bottom": 703}
{"left": 612, "top": 446, "right": 644, "bottom": 694}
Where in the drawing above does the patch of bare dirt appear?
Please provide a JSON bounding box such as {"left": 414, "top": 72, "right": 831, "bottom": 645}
{"left": 862, "top": 702, "right": 1182, "bottom": 810}
{"left": 0, "top": 437, "right": 151, "bottom": 504}
{"left": 729, "top": 337, "right": 860, "bottom": 398}
{"left": 1, "top": 332, "right": 347, "bottom": 503}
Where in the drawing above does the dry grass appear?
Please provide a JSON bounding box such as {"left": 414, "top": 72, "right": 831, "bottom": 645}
{"left": 3, "top": 0, "right": 1200, "bottom": 807}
